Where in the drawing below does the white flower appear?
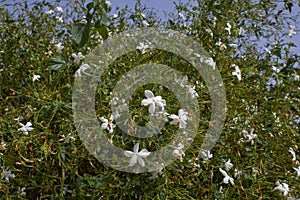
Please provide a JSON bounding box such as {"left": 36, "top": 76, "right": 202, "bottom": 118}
{"left": 225, "top": 159, "right": 233, "bottom": 171}
{"left": 18, "top": 122, "right": 33, "bottom": 135}
{"left": 219, "top": 168, "right": 234, "bottom": 185}
{"left": 293, "top": 166, "right": 300, "bottom": 176}
{"left": 142, "top": 20, "right": 149, "bottom": 26}
{"left": 205, "top": 28, "right": 213, "bottom": 37}
{"left": 202, "top": 57, "right": 216, "bottom": 70}
{"left": 289, "top": 147, "right": 297, "bottom": 161}
{"left": 225, "top": 23, "right": 231, "bottom": 35}
{"left": 232, "top": 64, "right": 241, "bottom": 81}
{"left": 274, "top": 181, "right": 289, "bottom": 196}
{"left": 100, "top": 116, "right": 115, "bottom": 134}
{"left": 56, "top": 6, "right": 63, "bottom": 13}
{"left": 242, "top": 129, "right": 257, "bottom": 145}
{"left": 45, "top": 10, "right": 54, "bottom": 15}
{"left": 124, "top": 143, "right": 151, "bottom": 167}
{"left": 173, "top": 143, "right": 185, "bottom": 162}
{"left": 169, "top": 109, "right": 189, "bottom": 129}
{"left": 178, "top": 13, "right": 186, "bottom": 20}
{"left": 56, "top": 16, "right": 63, "bottom": 23}
{"left": 264, "top": 47, "right": 271, "bottom": 54}
{"left": 72, "top": 52, "right": 85, "bottom": 64}
{"left": 74, "top": 64, "right": 90, "bottom": 78}
{"left": 113, "top": 14, "right": 118, "bottom": 18}
{"left": 3, "top": 168, "right": 16, "bottom": 182}
{"left": 141, "top": 90, "right": 166, "bottom": 115}
{"left": 33, "top": 74, "right": 40, "bottom": 82}
{"left": 188, "top": 85, "right": 198, "bottom": 99}
{"left": 200, "top": 150, "right": 213, "bottom": 161}
{"left": 54, "top": 42, "right": 64, "bottom": 53}
{"left": 18, "top": 187, "right": 26, "bottom": 196}
{"left": 137, "top": 42, "right": 151, "bottom": 54}
{"left": 288, "top": 25, "right": 296, "bottom": 37}
{"left": 234, "top": 169, "right": 243, "bottom": 179}
{"left": 105, "top": 1, "right": 111, "bottom": 7}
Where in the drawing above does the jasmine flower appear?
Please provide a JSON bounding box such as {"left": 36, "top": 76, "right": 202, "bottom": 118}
{"left": 72, "top": 52, "right": 85, "bottom": 65}
{"left": 225, "top": 159, "right": 233, "bottom": 171}
{"left": 232, "top": 64, "right": 241, "bottom": 81}
{"left": 54, "top": 42, "right": 64, "bottom": 53}
{"left": 274, "top": 181, "right": 289, "bottom": 196}
{"left": 169, "top": 109, "right": 189, "bottom": 129}
{"left": 200, "top": 149, "right": 213, "bottom": 161}
{"left": 3, "top": 168, "right": 16, "bottom": 182}
{"left": 124, "top": 143, "right": 151, "bottom": 167}
{"left": 18, "top": 122, "right": 33, "bottom": 135}
{"left": 100, "top": 116, "right": 115, "bottom": 134}
{"left": 105, "top": 1, "right": 111, "bottom": 7}
{"left": 225, "top": 23, "right": 231, "bottom": 35}
{"left": 289, "top": 147, "right": 297, "bottom": 161}
{"left": 219, "top": 168, "right": 235, "bottom": 185}
{"left": 293, "top": 166, "right": 300, "bottom": 177}
{"left": 141, "top": 90, "right": 166, "bottom": 115}
{"left": 33, "top": 74, "right": 40, "bottom": 82}
{"left": 288, "top": 25, "right": 296, "bottom": 37}
{"left": 56, "top": 6, "right": 63, "bottom": 13}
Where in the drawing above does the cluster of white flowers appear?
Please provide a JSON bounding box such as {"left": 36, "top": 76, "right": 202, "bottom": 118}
{"left": 100, "top": 115, "right": 115, "bottom": 134}
{"left": 45, "top": 7, "right": 64, "bottom": 23}
{"left": 288, "top": 25, "right": 296, "bottom": 37}
{"left": 200, "top": 149, "right": 213, "bottom": 162}
{"left": 274, "top": 181, "right": 289, "bottom": 196}
{"left": 72, "top": 52, "right": 85, "bottom": 65}
{"left": 273, "top": 146, "right": 300, "bottom": 197}
{"left": 137, "top": 41, "right": 151, "bottom": 54}
{"left": 173, "top": 143, "right": 185, "bottom": 162}
{"left": 99, "top": 88, "right": 193, "bottom": 167}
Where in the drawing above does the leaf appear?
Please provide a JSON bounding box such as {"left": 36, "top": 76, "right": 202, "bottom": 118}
{"left": 47, "top": 56, "right": 66, "bottom": 71}
{"left": 95, "top": 21, "right": 108, "bottom": 40}
{"left": 86, "top": 2, "right": 94, "bottom": 11}
{"left": 71, "top": 23, "right": 90, "bottom": 48}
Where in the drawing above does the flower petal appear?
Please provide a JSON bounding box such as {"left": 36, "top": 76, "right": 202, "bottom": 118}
{"left": 124, "top": 150, "right": 134, "bottom": 157}
{"left": 129, "top": 155, "right": 137, "bottom": 166}
{"left": 144, "top": 90, "right": 154, "bottom": 98}
{"left": 148, "top": 103, "right": 155, "bottom": 114}
{"left": 101, "top": 123, "right": 108, "bottom": 130}
{"left": 137, "top": 157, "right": 145, "bottom": 167}
{"left": 138, "top": 149, "right": 151, "bottom": 157}
{"left": 141, "top": 99, "right": 152, "bottom": 106}
{"left": 133, "top": 143, "right": 139, "bottom": 153}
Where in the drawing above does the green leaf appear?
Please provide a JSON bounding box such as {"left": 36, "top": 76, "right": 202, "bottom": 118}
{"left": 86, "top": 2, "right": 94, "bottom": 11}
{"left": 47, "top": 56, "right": 66, "bottom": 71}
{"left": 95, "top": 21, "right": 108, "bottom": 40}
{"left": 71, "top": 23, "right": 90, "bottom": 48}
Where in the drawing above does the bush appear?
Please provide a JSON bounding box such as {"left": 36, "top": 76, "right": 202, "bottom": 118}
{"left": 0, "top": 0, "right": 299, "bottom": 199}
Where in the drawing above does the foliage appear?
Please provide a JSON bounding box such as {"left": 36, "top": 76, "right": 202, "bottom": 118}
{"left": 0, "top": 0, "right": 299, "bottom": 199}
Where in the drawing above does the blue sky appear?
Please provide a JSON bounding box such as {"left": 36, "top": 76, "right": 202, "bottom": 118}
{"left": 3, "top": 0, "right": 299, "bottom": 55}
{"left": 108, "top": 0, "right": 299, "bottom": 55}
